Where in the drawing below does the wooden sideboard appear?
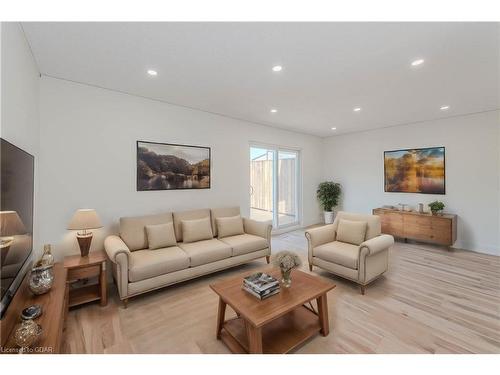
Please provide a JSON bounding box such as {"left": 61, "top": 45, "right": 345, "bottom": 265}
{"left": 373, "top": 208, "right": 457, "bottom": 247}
{"left": 0, "top": 263, "right": 68, "bottom": 354}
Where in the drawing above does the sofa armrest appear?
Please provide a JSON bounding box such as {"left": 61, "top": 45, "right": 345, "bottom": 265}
{"left": 305, "top": 225, "right": 336, "bottom": 248}
{"left": 104, "top": 235, "right": 131, "bottom": 263}
{"left": 243, "top": 218, "right": 272, "bottom": 243}
{"left": 104, "top": 235, "right": 130, "bottom": 300}
{"left": 359, "top": 234, "right": 394, "bottom": 256}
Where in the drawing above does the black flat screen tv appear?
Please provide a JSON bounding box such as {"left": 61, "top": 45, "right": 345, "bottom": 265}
{"left": 0, "top": 138, "right": 34, "bottom": 318}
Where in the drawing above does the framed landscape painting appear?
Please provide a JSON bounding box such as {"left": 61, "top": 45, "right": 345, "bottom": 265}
{"left": 384, "top": 147, "right": 445, "bottom": 194}
{"left": 137, "top": 141, "right": 211, "bottom": 191}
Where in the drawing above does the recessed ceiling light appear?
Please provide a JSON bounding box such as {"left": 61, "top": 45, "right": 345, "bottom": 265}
{"left": 147, "top": 69, "right": 158, "bottom": 76}
{"left": 270, "top": 109, "right": 278, "bottom": 113}
{"left": 411, "top": 59, "right": 425, "bottom": 67}
{"left": 440, "top": 105, "right": 450, "bottom": 111}
{"left": 353, "top": 107, "right": 362, "bottom": 112}
{"left": 272, "top": 65, "right": 283, "bottom": 72}
{"left": 331, "top": 127, "right": 337, "bottom": 130}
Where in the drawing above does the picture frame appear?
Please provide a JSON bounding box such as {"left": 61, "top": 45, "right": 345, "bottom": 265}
{"left": 384, "top": 146, "right": 445, "bottom": 194}
{"left": 137, "top": 140, "right": 211, "bottom": 191}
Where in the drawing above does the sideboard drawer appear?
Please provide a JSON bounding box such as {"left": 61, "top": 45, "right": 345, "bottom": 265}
{"left": 403, "top": 215, "right": 432, "bottom": 241}
{"left": 380, "top": 211, "right": 403, "bottom": 237}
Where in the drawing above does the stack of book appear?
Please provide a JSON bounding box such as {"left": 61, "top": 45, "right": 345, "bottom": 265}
{"left": 242, "top": 272, "right": 280, "bottom": 300}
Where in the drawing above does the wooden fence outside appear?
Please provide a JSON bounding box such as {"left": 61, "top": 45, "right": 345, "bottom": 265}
{"left": 250, "top": 159, "right": 296, "bottom": 215}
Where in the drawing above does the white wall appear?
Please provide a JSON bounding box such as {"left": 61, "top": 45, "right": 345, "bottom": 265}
{"left": 39, "top": 77, "right": 324, "bottom": 260}
{"left": 0, "top": 23, "right": 40, "bottom": 256}
{"left": 323, "top": 111, "right": 500, "bottom": 255}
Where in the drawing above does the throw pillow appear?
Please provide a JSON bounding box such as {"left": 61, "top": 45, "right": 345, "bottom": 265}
{"left": 336, "top": 219, "right": 367, "bottom": 245}
{"left": 216, "top": 215, "right": 245, "bottom": 239}
{"left": 145, "top": 222, "right": 177, "bottom": 249}
{"left": 182, "top": 217, "right": 214, "bottom": 243}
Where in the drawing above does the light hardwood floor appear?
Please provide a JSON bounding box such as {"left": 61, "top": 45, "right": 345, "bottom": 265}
{"left": 62, "top": 229, "right": 500, "bottom": 354}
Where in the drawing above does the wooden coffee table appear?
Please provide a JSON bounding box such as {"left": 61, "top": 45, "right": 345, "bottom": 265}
{"left": 210, "top": 268, "right": 335, "bottom": 354}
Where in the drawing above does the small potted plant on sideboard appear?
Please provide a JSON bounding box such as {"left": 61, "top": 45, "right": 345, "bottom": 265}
{"left": 316, "top": 181, "right": 341, "bottom": 224}
{"left": 428, "top": 201, "right": 445, "bottom": 215}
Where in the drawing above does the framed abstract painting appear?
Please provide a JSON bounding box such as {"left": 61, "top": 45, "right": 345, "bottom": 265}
{"left": 384, "top": 147, "right": 445, "bottom": 194}
{"left": 137, "top": 141, "right": 211, "bottom": 191}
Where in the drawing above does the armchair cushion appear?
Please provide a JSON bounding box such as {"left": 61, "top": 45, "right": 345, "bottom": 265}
{"left": 313, "top": 241, "right": 360, "bottom": 269}
{"left": 360, "top": 234, "right": 394, "bottom": 256}
{"left": 337, "top": 219, "right": 367, "bottom": 246}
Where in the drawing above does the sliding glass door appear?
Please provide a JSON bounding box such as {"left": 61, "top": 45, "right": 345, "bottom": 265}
{"left": 250, "top": 145, "right": 300, "bottom": 229}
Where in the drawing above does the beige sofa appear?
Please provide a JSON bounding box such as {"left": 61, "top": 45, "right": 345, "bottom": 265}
{"left": 305, "top": 212, "right": 394, "bottom": 294}
{"left": 104, "top": 207, "right": 271, "bottom": 307}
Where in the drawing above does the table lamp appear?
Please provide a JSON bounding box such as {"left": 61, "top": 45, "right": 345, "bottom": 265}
{"left": 67, "top": 209, "right": 102, "bottom": 257}
{"left": 0, "top": 211, "right": 27, "bottom": 264}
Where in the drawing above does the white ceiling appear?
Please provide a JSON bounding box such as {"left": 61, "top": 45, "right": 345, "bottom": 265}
{"left": 22, "top": 22, "right": 499, "bottom": 137}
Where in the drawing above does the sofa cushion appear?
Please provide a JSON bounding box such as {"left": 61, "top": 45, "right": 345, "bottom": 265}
{"left": 179, "top": 239, "right": 232, "bottom": 267}
{"left": 120, "top": 212, "right": 173, "bottom": 251}
{"left": 173, "top": 209, "right": 211, "bottom": 242}
{"left": 216, "top": 215, "right": 244, "bottom": 239}
{"left": 313, "top": 241, "right": 360, "bottom": 269}
{"left": 128, "top": 246, "right": 189, "bottom": 282}
{"left": 182, "top": 217, "right": 213, "bottom": 243}
{"left": 145, "top": 222, "right": 177, "bottom": 250}
{"left": 337, "top": 219, "right": 367, "bottom": 246}
{"left": 220, "top": 234, "right": 268, "bottom": 256}
{"left": 211, "top": 207, "right": 240, "bottom": 236}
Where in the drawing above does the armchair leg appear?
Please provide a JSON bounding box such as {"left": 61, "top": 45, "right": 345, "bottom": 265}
{"left": 309, "top": 264, "right": 313, "bottom": 272}
{"left": 122, "top": 298, "right": 129, "bottom": 309}
{"left": 265, "top": 255, "right": 270, "bottom": 264}
{"left": 360, "top": 285, "right": 366, "bottom": 295}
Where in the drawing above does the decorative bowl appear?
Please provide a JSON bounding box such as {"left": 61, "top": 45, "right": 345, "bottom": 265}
{"left": 28, "top": 264, "right": 54, "bottom": 295}
{"left": 13, "top": 319, "right": 43, "bottom": 350}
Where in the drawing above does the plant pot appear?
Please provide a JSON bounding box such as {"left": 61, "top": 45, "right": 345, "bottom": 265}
{"left": 324, "top": 211, "right": 334, "bottom": 224}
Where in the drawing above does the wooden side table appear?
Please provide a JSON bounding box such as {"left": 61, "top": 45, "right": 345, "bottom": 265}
{"left": 63, "top": 250, "right": 107, "bottom": 308}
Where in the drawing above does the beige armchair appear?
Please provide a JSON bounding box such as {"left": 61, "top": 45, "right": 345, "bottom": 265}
{"left": 305, "top": 211, "right": 394, "bottom": 294}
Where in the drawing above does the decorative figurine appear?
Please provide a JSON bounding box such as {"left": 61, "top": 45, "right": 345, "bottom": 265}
{"left": 21, "top": 305, "right": 42, "bottom": 320}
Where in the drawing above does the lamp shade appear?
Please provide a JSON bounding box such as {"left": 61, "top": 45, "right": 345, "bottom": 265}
{"left": 0, "top": 211, "right": 27, "bottom": 236}
{"left": 67, "top": 209, "right": 102, "bottom": 230}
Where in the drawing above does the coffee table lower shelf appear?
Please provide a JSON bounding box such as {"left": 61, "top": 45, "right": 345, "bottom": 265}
{"left": 220, "top": 305, "right": 321, "bottom": 354}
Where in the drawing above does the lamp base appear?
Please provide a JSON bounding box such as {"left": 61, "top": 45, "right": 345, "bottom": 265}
{"left": 76, "top": 232, "right": 93, "bottom": 257}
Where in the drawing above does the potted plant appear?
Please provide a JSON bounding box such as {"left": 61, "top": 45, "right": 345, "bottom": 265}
{"left": 428, "top": 201, "right": 445, "bottom": 215}
{"left": 316, "top": 181, "right": 341, "bottom": 224}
